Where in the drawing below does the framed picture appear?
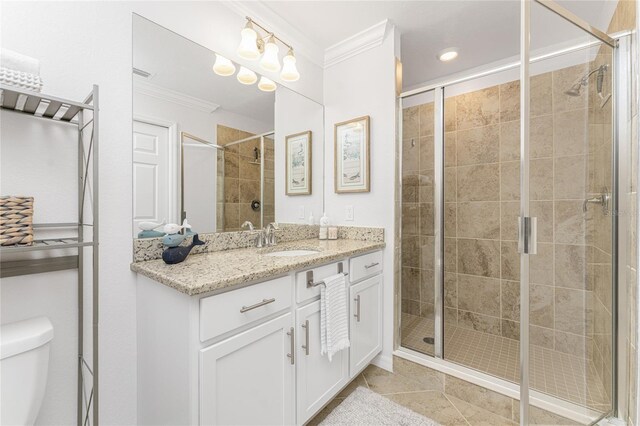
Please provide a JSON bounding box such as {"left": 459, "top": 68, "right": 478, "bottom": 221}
{"left": 285, "top": 131, "right": 312, "bottom": 195}
{"left": 334, "top": 115, "right": 370, "bottom": 193}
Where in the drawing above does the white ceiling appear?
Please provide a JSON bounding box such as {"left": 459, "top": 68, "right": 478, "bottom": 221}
{"left": 261, "top": 0, "right": 618, "bottom": 88}
{"left": 133, "top": 15, "right": 275, "bottom": 124}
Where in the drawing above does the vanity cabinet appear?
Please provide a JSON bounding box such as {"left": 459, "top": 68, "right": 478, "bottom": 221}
{"left": 200, "top": 313, "right": 295, "bottom": 425}
{"left": 136, "top": 249, "right": 383, "bottom": 426}
{"left": 349, "top": 275, "right": 383, "bottom": 377}
{"left": 295, "top": 300, "right": 349, "bottom": 424}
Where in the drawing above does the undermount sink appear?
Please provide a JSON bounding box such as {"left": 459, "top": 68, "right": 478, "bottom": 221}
{"left": 264, "top": 249, "right": 320, "bottom": 257}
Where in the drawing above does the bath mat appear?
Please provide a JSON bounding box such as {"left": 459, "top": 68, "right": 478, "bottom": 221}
{"left": 319, "top": 387, "right": 440, "bottom": 426}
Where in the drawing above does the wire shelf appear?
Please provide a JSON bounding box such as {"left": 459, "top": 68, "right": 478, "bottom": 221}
{"left": 0, "top": 84, "right": 93, "bottom": 123}
{"left": 0, "top": 238, "right": 95, "bottom": 254}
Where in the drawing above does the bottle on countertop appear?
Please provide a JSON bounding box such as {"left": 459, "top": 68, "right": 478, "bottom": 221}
{"left": 319, "top": 212, "right": 329, "bottom": 240}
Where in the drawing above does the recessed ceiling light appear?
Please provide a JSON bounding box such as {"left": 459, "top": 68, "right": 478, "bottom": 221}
{"left": 437, "top": 48, "right": 459, "bottom": 62}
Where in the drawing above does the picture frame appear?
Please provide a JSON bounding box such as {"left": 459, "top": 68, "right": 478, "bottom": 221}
{"left": 285, "top": 131, "right": 312, "bottom": 196}
{"left": 334, "top": 115, "right": 370, "bottom": 193}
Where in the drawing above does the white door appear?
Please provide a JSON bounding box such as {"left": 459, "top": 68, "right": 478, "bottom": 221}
{"left": 349, "top": 276, "right": 383, "bottom": 377}
{"left": 200, "top": 313, "right": 295, "bottom": 426}
{"left": 133, "top": 120, "right": 171, "bottom": 236}
{"left": 296, "top": 300, "right": 349, "bottom": 424}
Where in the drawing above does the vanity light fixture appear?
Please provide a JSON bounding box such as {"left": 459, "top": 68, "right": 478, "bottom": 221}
{"left": 237, "top": 17, "right": 300, "bottom": 82}
{"left": 258, "top": 76, "right": 277, "bottom": 92}
{"left": 237, "top": 21, "right": 261, "bottom": 60}
{"left": 280, "top": 49, "right": 300, "bottom": 82}
{"left": 260, "top": 36, "right": 281, "bottom": 72}
{"left": 213, "top": 54, "right": 236, "bottom": 76}
{"left": 437, "top": 47, "right": 459, "bottom": 62}
{"left": 237, "top": 66, "right": 258, "bottom": 85}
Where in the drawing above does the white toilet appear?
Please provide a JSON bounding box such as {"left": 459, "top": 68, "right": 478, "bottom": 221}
{"left": 1, "top": 317, "right": 54, "bottom": 426}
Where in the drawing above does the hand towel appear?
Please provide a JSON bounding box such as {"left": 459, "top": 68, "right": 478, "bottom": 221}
{"left": 320, "top": 273, "right": 350, "bottom": 362}
{"left": 0, "top": 67, "right": 43, "bottom": 92}
{"left": 1, "top": 49, "right": 40, "bottom": 75}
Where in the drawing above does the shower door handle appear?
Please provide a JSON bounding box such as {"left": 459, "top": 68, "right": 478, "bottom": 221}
{"left": 518, "top": 216, "right": 537, "bottom": 255}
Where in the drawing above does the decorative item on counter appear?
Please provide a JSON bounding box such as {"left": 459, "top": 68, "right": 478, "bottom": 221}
{"left": 162, "top": 234, "right": 205, "bottom": 264}
{"left": 182, "top": 219, "right": 195, "bottom": 235}
{"left": 319, "top": 212, "right": 329, "bottom": 240}
{"left": 162, "top": 219, "right": 192, "bottom": 247}
{"left": 328, "top": 226, "right": 338, "bottom": 240}
{"left": 0, "top": 195, "right": 34, "bottom": 246}
{"left": 137, "top": 218, "right": 166, "bottom": 238}
{"left": 163, "top": 220, "right": 190, "bottom": 236}
{"left": 308, "top": 212, "right": 314, "bottom": 225}
{"left": 163, "top": 233, "right": 186, "bottom": 248}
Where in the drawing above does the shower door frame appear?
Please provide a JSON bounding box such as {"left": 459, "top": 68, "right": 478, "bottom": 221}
{"left": 396, "top": 1, "right": 630, "bottom": 424}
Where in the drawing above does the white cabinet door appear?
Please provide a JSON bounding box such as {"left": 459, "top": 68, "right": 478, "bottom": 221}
{"left": 295, "top": 301, "right": 349, "bottom": 424}
{"left": 200, "top": 313, "right": 295, "bottom": 426}
{"left": 349, "top": 275, "right": 383, "bottom": 377}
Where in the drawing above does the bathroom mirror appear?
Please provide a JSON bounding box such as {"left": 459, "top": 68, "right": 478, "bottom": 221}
{"left": 132, "top": 15, "right": 324, "bottom": 236}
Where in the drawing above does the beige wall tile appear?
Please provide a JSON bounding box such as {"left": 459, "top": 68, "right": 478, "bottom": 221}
{"left": 555, "top": 244, "right": 587, "bottom": 289}
{"left": 531, "top": 115, "right": 554, "bottom": 158}
{"left": 444, "top": 96, "right": 457, "bottom": 132}
{"left": 224, "top": 178, "right": 239, "bottom": 203}
{"left": 531, "top": 325, "right": 555, "bottom": 350}
{"left": 457, "top": 163, "right": 500, "bottom": 201}
{"left": 502, "top": 319, "right": 519, "bottom": 340}
{"left": 419, "top": 135, "right": 434, "bottom": 171}
{"left": 554, "top": 155, "right": 586, "bottom": 199}
{"left": 419, "top": 102, "right": 435, "bottom": 136}
{"left": 501, "top": 241, "right": 520, "bottom": 281}
{"left": 531, "top": 72, "right": 553, "bottom": 118}
{"left": 530, "top": 284, "right": 554, "bottom": 328}
{"left": 239, "top": 179, "right": 260, "bottom": 204}
{"left": 500, "top": 80, "right": 520, "bottom": 123}
{"left": 501, "top": 280, "right": 520, "bottom": 322}
{"left": 445, "top": 375, "right": 513, "bottom": 419}
{"left": 224, "top": 151, "right": 239, "bottom": 178}
{"left": 457, "top": 238, "right": 500, "bottom": 278}
{"left": 554, "top": 109, "right": 588, "bottom": 156}
{"left": 530, "top": 243, "right": 554, "bottom": 285}
{"left": 458, "top": 274, "right": 500, "bottom": 316}
{"left": 555, "top": 287, "right": 587, "bottom": 335}
{"left": 499, "top": 120, "right": 520, "bottom": 162}
{"left": 457, "top": 201, "right": 500, "bottom": 239}
{"left": 401, "top": 267, "right": 420, "bottom": 300}
{"left": 552, "top": 63, "right": 590, "bottom": 113}
{"left": 403, "top": 106, "right": 419, "bottom": 139}
{"left": 458, "top": 310, "right": 501, "bottom": 335}
{"left": 402, "top": 203, "right": 419, "bottom": 234}
{"left": 530, "top": 158, "right": 554, "bottom": 200}
{"left": 420, "top": 203, "right": 434, "bottom": 236}
{"left": 501, "top": 201, "right": 519, "bottom": 241}
{"left": 554, "top": 200, "right": 585, "bottom": 245}
{"left": 500, "top": 161, "right": 519, "bottom": 201}
{"left": 444, "top": 273, "right": 457, "bottom": 308}
{"left": 445, "top": 203, "right": 456, "bottom": 237}
{"left": 445, "top": 132, "right": 457, "bottom": 166}
{"left": 455, "top": 85, "right": 500, "bottom": 131}
{"left": 420, "top": 268, "right": 435, "bottom": 305}
{"left": 403, "top": 235, "right": 421, "bottom": 268}
{"left": 554, "top": 330, "right": 589, "bottom": 358}
{"left": 530, "top": 201, "right": 553, "bottom": 242}
{"left": 402, "top": 138, "right": 420, "bottom": 174}
{"left": 456, "top": 124, "right": 500, "bottom": 166}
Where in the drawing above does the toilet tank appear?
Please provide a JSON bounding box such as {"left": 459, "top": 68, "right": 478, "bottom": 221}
{"left": 1, "top": 317, "right": 54, "bottom": 426}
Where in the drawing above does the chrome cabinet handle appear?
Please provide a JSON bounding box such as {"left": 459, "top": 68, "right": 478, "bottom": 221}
{"left": 301, "top": 320, "right": 310, "bottom": 355}
{"left": 240, "top": 298, "right": 275, "bottom": 313}
{"left": 354, "top": 295, "right": 361, "bottom": 322}
{"left": 287, "top": 327, "right": 295, "bottom": 365}
{"left": 364, "top": 262, "right": 379, "bottom": 269}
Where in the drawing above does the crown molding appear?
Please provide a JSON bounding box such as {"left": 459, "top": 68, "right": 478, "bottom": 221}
{"left": 133, "top": 79, "right": 220, "bottom": 113}
{"left": 324, "top": 20, "right": 391, "bottom": 68}
{"left": 222, "top": 1, "right": 325, "bottom": 67}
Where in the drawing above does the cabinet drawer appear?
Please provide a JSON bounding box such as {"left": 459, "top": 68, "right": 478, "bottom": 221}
{"left": 349, "top": 251, "right": 383, "bottom": 283}
{"left": 295, "top": 260, "right": 347, "bottom": 304}
{"left": 200, "top": 276, "right": 291, "bottom": 342}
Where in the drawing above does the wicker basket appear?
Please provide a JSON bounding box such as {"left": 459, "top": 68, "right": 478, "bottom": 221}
{"left": 0, "top": 196, "right": 34, "bottom": 246}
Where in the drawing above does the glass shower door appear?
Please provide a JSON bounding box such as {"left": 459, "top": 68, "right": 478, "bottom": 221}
{"left": 523, "top": 1, "right": 616, "bottom": 423}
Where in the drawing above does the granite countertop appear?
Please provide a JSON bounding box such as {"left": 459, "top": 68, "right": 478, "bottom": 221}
{"left": 130, "top": 238, "right": 385, "bottom": 296}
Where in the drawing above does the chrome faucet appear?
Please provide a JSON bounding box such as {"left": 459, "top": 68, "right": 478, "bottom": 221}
{"left": 241, "top": 221, "right": 254, "bottom": 231}
{"left": 264, "top": 222, "right": 279, "bottom": 246}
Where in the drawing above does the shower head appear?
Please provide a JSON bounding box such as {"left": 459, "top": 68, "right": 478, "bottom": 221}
{"left": 564, "top": 82, "right": 583, "bottom": 97}
{"left": 564, "top": 64, "right": 609, "bottom": 98}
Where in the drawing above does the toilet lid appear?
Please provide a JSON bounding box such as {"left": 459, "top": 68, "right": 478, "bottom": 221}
{"left": 1, "top": 317, "right": 53, "bottom": 360}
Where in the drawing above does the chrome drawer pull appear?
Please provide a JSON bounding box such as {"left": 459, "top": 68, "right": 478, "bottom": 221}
{"left": 301, "top": 320, "right": 310, "bottom": 355}
{"left": 287, "top": 327, "right": 295, "bottom": 365}
{"left": 364, "top": 262, "right": 379, "bottom": 269}
{"left": 240, "top": 298, "right": 276, "bottom": 313}
{"left": 354, "top": 295, "right": 361, "bottom": 322}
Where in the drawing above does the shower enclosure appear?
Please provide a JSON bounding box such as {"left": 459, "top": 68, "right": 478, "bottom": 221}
{"left": 398, "top": 1, "right": 632, "bottom": 425}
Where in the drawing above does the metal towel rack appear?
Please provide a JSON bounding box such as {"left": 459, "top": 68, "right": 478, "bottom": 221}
{"left": 306, "top": 262, "right": 348, "bottom": 288}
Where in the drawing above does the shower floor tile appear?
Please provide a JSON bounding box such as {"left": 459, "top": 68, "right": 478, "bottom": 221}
{"left": 401, "top": 313, "right": 611, "bottom": 413}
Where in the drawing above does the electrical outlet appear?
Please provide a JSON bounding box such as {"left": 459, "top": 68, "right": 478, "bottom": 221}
{"left": 298, "top": 206, "right": 305, "bottom": 219}
{"left": 345, "top": 205, "right": 354, "bottom": 221}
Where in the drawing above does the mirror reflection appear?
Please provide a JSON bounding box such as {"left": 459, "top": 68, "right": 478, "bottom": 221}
{"left": 132, "top": 15, "right": 323, "bottom": 236}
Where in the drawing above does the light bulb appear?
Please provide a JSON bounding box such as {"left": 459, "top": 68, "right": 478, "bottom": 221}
{"left": 437, "top": 48, "right": 459, "bottom": 62}
{"left": 258, "top": 76, "right": 277, "bottom": 92}
{"left": 280, "top": 49, "right": 300, "bottom": 82}
{"left": 212, "top": 54, "right": 236, "bottom": 76}
{"left": 237, "top": 22, "right": 260, "bottom": 60}
{"left": 237, "top": 66, "right": 257, "bottom": 85}
{"left": 260, "top": 36, "right": 281, "bottom": 72}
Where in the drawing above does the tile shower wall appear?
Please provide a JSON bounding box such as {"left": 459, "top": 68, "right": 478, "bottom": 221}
{"left": 402, "top": 62, "right": 613, "bottom": 367}
{"left": 217, "top": 125, "right": 274, "bottom": 231}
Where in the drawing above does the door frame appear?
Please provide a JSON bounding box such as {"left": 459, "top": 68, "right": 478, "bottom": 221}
{"left": 133, "top": 114, "right": 179, "bottom": 226}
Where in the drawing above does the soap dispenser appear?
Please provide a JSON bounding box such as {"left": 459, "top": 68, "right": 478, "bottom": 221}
{"left": 319, "top": 212, "right": 329, "bottom": 240}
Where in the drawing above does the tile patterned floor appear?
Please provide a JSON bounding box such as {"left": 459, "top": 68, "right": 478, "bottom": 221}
{"left": 307, "top": 364, "right": 519, "bottom": 426}
{"left": 401, "top": 314, "right": 611, "bottom": 413}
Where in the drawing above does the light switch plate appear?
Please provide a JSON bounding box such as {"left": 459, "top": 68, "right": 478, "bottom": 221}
{"left": 345, "top": 205, "right": 354, "bottom": 221}
{"left": 298, "top": 206, "right": 305, "bottom": 219}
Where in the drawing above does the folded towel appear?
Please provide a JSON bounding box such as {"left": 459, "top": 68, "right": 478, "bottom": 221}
{"left": 1, "top": 48, "right": 40, "bottom": 75}
{"left": 320, "top": 273, "right": 350, "bottom": 361}
{"left": 0, "top": 67, "right": 43, "bottom": 92}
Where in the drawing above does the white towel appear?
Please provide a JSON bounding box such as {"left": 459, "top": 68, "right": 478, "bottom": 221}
{"left": 1, "top": 49, "right": 40, "bottom": 75}
{"left": 320, "top": 273, "right": 350, "bottom": 361}
{"left": 0, "top": 67, "right": 43, "bottom": 92}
